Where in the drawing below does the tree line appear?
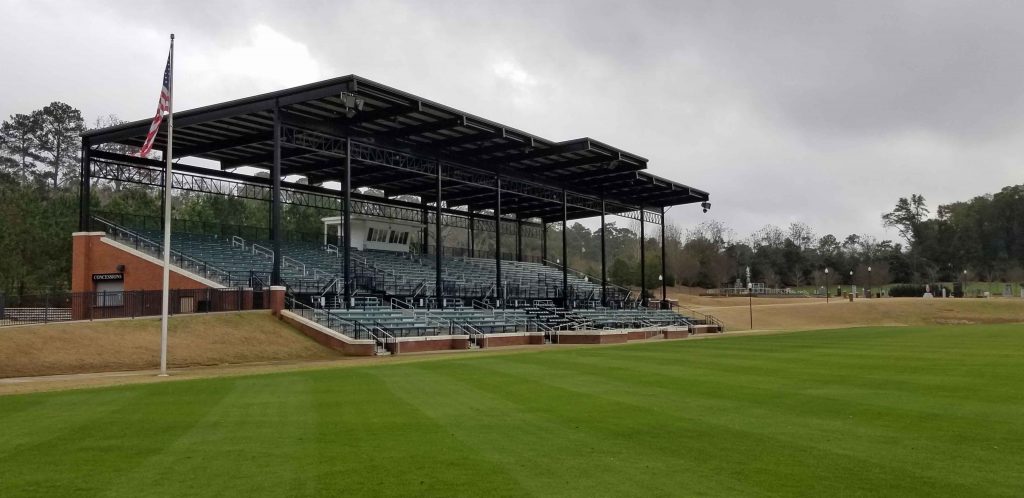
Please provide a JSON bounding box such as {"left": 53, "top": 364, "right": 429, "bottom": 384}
{"left": 2, "top": 101, "right": 1021, "bottom": 297}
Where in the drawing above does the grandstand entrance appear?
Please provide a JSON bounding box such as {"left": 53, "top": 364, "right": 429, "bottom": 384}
{"left": 75, "top": 75, "right": 715, "bottom": 338}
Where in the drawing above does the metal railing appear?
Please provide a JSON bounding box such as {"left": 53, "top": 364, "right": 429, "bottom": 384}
{"left": 251, "top": 243, "right": 273, "bottom": 261}
{"left": 0, "top": 288, "right": 269, "bottom": 327}
{"left": 93, "top": 217, "right": 234, "bottom": 286}
{"left": 542, "top": 258, "right": 632, "bottom": 297}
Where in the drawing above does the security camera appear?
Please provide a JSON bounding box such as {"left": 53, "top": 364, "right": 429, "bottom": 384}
{"left": 701, "top": 201, "right": 711, "bottom": 213}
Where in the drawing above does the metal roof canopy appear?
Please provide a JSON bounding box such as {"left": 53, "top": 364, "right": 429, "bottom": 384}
{"left": 83, "top": 75, "right": 710, "bottom": 223}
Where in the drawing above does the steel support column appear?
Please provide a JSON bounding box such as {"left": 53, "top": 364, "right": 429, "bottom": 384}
{"left": 435, "top": 161, "right": 443, "bottom": 309}
{"left": 79, "top": 139, "right": 91, "bottom": 231}
{"left": 271, "top": 105, "right": 283, "bottom": 286}
{"left": 495, "top": 176, "right": 503, "bottom": 306}
{"left": 639, "top": 207, "right": 646, "bottom": 307}
{"left": 661, "top": 206, "right": 667, "bottom": 309}
{"left": 600, "top": 196, "right": 607, "bottom": 307}
{"left": 542, "top": 223, "right": 548, "bottom": 265}
{"left": 469, "top": 215, "right": 475, "bottom": 257}
{"left": 562, "top": 188, "right": 569, "bottom": 309}
{"left": 516, "top": 219, "right": 523, "bottom": 262}
{"left": 421, "top": 208, "right": 428, "bottom": 255}
{"left": 343, "top": 137, "right": 352, "bottom": 309}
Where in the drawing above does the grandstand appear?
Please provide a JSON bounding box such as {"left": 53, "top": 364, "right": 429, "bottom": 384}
{"left": 75, "top": 75, "right": 719, "bottom": 350}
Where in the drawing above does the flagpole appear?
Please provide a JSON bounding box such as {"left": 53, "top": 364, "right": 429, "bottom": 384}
{"left": 159, "top": 33, "right": 174, "bottom": 377}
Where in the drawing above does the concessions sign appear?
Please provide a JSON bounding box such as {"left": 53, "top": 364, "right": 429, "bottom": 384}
{"left": 92, "top": 273, "right": 124, "bottom": 282}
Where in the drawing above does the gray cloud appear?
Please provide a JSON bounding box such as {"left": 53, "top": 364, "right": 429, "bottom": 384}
{"left": 2, "top": 0, "right": 1022, "bottom": 242}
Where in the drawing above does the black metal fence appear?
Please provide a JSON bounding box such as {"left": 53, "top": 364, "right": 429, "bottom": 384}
{"left": 0, "top": 288, "right": 270, "bottom": 328}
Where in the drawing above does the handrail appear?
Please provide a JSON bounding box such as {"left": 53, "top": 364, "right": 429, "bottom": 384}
{"left": 319, "top": 276, "right": 341, "bottom": 297}
{"left": 371, "top": 324, "right": 397, "bottom": 355}
{"left": 231, "top": 236, "right": 246, "bottom": 250}
{"left": 325, "top": 243, "right": 339, "bottom": 255}
{"left": 92, "top": 216, "right": 233, "bottom": 285}
{"left": 543, "top": 258, "right": 631, "bottom": 295}
{"left": 472, "top": 299, "right": 494, "bottom": 311}
{"left": 282, "top": 255, "right": 307, "bottom": 275}
{"left": 287, "top": 296, "right": 362, "bottom": 336}
{"left": 455, "top": 320, "right": 486, "bottom": 347}
{"left": 251, "top": 243, "right": 273, "bottom": 260}
{"left": 678, "top": 305, "right": 725, "bottom": 331}
{"left": 390, "top": 298, "right": 413, "bottom": 310}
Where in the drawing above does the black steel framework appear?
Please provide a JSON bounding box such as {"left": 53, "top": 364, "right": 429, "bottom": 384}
{"left": 80, "top": 75, "right": 710, "bottom": 306}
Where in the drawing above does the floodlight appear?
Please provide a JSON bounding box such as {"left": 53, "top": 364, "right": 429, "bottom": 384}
{"left": 340, "top": 92, "right": 365, "bottom": 118}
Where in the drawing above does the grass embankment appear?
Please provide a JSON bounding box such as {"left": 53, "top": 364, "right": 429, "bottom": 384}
{"left": 0, "top": 312, "right": 342, "bottom": 378}
{"left": 672, "top": 293, "right": 1024, "bottom": 331}
{"left": 1, "top": 324, "right": 1022, "bottom": 496}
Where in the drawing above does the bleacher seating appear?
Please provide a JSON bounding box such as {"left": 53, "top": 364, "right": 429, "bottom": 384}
{"left": 98, "top": 217, "right": 718, "bottom": 336}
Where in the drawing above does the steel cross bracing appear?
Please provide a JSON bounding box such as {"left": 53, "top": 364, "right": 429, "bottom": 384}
{"left": 91, "top": 159, "right": 412, "bottom": 224}
{"left": 89, "top": 158, "right": 545, "bottom": 234}
{"left": 280, "top": 126, "right": 659, "bottom": 224}
{"left": 280, "top": 127, "right": 347, "bottom": 158}
{"left": 622, "top": 209, "right": 662, "bottom": 225}
{"left": 427, "top": 213, "right": 540, "bottom": 237}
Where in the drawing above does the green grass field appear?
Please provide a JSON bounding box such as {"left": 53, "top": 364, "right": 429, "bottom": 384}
{"left": 2, "top": 325, "right": 1023, "bottom": 497}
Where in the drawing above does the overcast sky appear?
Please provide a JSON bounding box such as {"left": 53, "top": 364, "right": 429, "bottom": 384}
{"left": 2, "top": 0, "right": 1022, "bottom": 242}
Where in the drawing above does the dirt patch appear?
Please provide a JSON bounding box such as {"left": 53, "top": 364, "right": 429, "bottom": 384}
{"left": 0, "top": 311, "right": 343, "bottom": 378}
{"left": 683, "top": 297, "right": 1024, "bottom": 331}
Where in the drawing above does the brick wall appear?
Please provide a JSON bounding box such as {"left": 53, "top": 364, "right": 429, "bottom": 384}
{"left": 72, "top": 233, "right": 217, "bottom": 293}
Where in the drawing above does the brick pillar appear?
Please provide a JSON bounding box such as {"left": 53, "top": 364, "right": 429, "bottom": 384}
{"left": 242, "top": 288, "right": 254, "bottom": 310}
{"left": 269, "top": 286, "right": 286, "bottom": 316}
{"left": 71, "top": 232, "right": 104, "bottom": 320}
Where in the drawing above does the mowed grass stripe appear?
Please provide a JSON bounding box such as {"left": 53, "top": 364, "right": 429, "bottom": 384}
{"left": 1, "top": 382, "right": 236, "bottom": 496}
{"left": 564, "top": 337, "right": 1021, "bottom": 421}
{"left": 102, "top": 375, "right": 321, "bottom": 496}
{"left": 491, "top": 345, "right": 1005, "bottom": 494}
{"left": 0, "top": 324, "right": 1022, "bottom": 497}
{"left": 372, "top": 360, "right": 762, "bottom": 496}
{"left": 463, "top": 352, "right": 971, "bottom": 496}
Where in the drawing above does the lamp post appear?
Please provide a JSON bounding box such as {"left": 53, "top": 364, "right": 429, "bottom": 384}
{"left": 962, "top": 269, "right": 967, "bottom": 298}
{"left": 824, "top": 268, "right": 830, "bottom": 303}
{"left": 867, "top": 266, "right": 872, "bottom": 298}
{"left": 849, "top": 270, "right": 854, "bottom": 298}
{"left": 746, "top": 266, "right": 753, "bottom": 329}
{"left": 658, "top": 274, "right": 664, "bottom": 309}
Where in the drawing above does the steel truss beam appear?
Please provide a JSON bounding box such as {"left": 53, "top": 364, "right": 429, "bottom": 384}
{"left": 277, "top": 125, "right": 645, "bottom": 221}
{"left": 87, "top": 152, "right": 540, "bottom": 233}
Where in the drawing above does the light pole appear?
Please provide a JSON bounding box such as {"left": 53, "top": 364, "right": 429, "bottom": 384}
{"left": 746, "top": 266, "right": 753, "bottom": 329}
{"left": 824, "top": 268, "right": 830, "bottom": 303}
{"left": 867, "top": 266, "right": 872, "bottom": 298}
{"left": 658, "top": 274, "right": 664, "bottom": 309}
{"left": 962, "top": 269, "right": 967, "bottom": 298}
{"left": 849, "top": 270, "right": 854, "bottom": 298}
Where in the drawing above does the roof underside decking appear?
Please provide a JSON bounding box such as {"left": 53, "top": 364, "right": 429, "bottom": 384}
{"left": 83, "top": 75, "right": 709, "bottom": 223}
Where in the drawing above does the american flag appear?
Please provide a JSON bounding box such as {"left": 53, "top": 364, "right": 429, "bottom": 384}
{"left": 140, "top": 52, "right": 172, "bottom": 157}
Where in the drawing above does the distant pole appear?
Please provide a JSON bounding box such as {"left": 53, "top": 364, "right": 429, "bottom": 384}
{"left": 748, "top": 284, "right": 753, "bottom": 330}
{"left": 159, "top": 34, "right": 175, "bottom": 377}
{"left": 746, "top": 266, "right": 752, "bottom": 330}
{"left": 660, "top": 206, "right": 667, "bottom": 308}
{"left": 824, "top": 268, "right": 830, "bottom": 304}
